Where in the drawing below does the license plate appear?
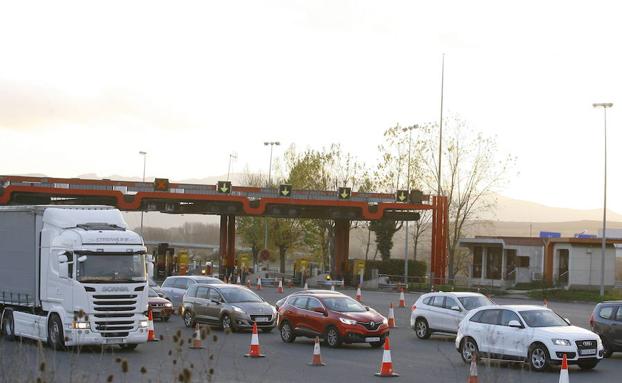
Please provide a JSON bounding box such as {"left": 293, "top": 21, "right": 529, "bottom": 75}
{"left": 254, "top": 317, "right": 269, "bottom": 323}
{"left": 104, "top": 337, "right": 124, "bottom": 344}
{"left": 579, "top": 348, "right": 596, "bottom": 356}
{"left": 365, "top": 337, "right": 381, "bottom": 342}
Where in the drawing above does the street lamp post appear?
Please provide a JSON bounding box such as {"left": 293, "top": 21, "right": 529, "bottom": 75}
{"left": 227, "top": 153, "right": 237, "bottom": 181}
{"left": 139, "top": 151, "right": 147, "bottom": 236}
{"left": 403, "top": 125, "right": 418, "bottom": 285}
{"left": 263, "top": 142, "right": 280, "bottom": 265}
{"left": 593, "top": 102, "right": 613, "bottom": 297}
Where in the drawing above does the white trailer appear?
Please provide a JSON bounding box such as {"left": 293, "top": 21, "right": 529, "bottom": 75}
{"left": 0, "top": 205, "right": 151, "bottom": 350}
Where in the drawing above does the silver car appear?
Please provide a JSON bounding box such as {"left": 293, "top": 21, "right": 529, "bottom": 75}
{"left": 161, "top": 275, "right": 223, "bottom": 308}
{"left": 410, "top": 292, "right": 493, "bottom": 339}
{"left": 182, "top": 284, "right": 277, "bottom": 332}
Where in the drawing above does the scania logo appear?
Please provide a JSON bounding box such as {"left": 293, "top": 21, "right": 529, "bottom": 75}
{"left": 101, "top": 286, "right": 129, "bottom": 292}
{"left": 583, "top": 341, "right": 593, "bottom": 346}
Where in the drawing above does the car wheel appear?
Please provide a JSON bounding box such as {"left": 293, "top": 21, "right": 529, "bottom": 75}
{"left": 48, "top": 314, "right": 66, "bottom": 351}
{"left": 2, "top": 310, "right": 16, "bottom": 341}
{"left": 279, "top": 321, "right": 296, "bottom": 343}
{"left": 119, "top": 343, "right": 138, "bottom": 351}
{"left": 528, "top": 343, "right": 551, "bottom": 372}
{"left": 578, "top": 359, "right": 599, "bottom": 370}
{"left": 602, "top": 338, "right": 613, "bottom": 358}
{"left": 183, "top": 310, "right": 195, "bottom": 328}
{"left": 460, "top": 337, "right": 479, "bottom": 364}
{"left": 414, "top": 318, "right": 431, "bottom": 339}
{"left": 221, "top": 314, "right": 235, "bottom": 332}
{"left": 325, "top": 326, "right": 342, "bottom": 348}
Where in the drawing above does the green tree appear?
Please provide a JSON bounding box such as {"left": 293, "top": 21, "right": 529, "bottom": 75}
{"left": 368, "top": 219, "right": 403, "bottom": 261}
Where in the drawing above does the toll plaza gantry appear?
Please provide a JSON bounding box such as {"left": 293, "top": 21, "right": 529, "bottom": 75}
{"left": 0, "top": 175, "right": 449, "bottom": 283}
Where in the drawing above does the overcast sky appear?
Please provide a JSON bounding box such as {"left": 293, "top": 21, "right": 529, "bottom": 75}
{"left": 1, "top": 0, "right": 621, "bottom": 213}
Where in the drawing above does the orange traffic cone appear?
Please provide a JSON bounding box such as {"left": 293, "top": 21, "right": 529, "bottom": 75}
{"left": 544, "top": 298, "right": 549, "bottom": 308}
{"left": 237, "top": 275, "right": 241, "bottom": 284}
{"left": 356, "top": 286, "right": 362, "bottom": 302}
{"left": 189, "top": 323, "right": 204, "bottom": 349}
{"left": 147, "top": 309, "right": 158, "bottom": 342}
{"left": 277, "top": 280, "right": 284, "bottom": 294}
{"left": 304, "top": 282, "right": 309, "bottom": 290}
{"left": 256, "top": 277, "right": 262, "bottom": 290}
{"left": 247, "top": 279, "right": 251, "bottom": 289}
{"left": 331, "top": 284, "right": 335, "bottom": 291}
{"left": 467, "top": 353, "right": 479, "bottom": 383}
{"left": 308, "top": 336, "right": 325, "bottom": 366}
{"left": 244, "top": 322, "right": 265, "bottom": 358}
{"left": 398, "top": 288, "right": 406, "bottom": 308}
{"left": 387, "top": 303, "right": 397, "bottom": 328}
{"left": 375, "top": 337, "right": 399, "bottom": 377}
{"left": 558, "top": 353, "right": 569, "bottom": 383}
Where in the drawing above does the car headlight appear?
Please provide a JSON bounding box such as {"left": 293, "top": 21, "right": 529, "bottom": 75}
{"left": 382, "top": 318, "right": 388, "bottom": 325}
{"left": 72, "top": 321, "right": 90, "bottom": 329}
{"left": 339, "top": 317, "right": 357, "bottom": 325}
{"left": 232, "top": 305, "right": 245, "bottom": 313}
{"left": 164, "top": 302, "right": 173, "bottom": 308}
{"left": 552, "top": 339, "right": 571, "bottom": 346}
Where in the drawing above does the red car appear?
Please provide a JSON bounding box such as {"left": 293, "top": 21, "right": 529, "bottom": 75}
{"left": 148, "top": 288, "right": 173, "bottom": 321}
{"left": 277, "top": 292, "right": 389, "bottom": 348}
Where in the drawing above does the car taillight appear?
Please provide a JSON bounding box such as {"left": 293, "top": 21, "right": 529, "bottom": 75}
{"left": 411, "top": 304, "right": 416, "bottom": 311}
{"left": 589, "top": 313, "right": 595, "bottom": 328}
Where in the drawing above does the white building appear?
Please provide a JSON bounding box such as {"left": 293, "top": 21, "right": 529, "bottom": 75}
{"left": 459, "top": 236, "right": 620, "bottom": 288}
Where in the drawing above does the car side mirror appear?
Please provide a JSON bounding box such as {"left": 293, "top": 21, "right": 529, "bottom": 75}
{"left": 212, "top": 299, "right": 222, "bottom": 305}
{"left": 365, "top": 306, "right": 370, "bottom": 311}
{"left": 508, "top": 320, "right": 523, "bottom": 328}
{"left": 58, "top": 254, "right": 69, "bottom": 279}
{"left": 451, "top": 305, "right": 461, "bottom": 311}
{"left": 564, "top": 318, "right": 571, "bottom": 325}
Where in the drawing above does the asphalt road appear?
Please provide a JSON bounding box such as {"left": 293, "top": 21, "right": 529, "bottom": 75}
{"left": 1, "top": 288, "right": 621, "bottom": 383}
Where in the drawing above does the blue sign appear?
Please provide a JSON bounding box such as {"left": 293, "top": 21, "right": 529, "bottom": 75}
{"left": 575, "top": 233, "right": 597, "bottom": 239}
{"left": 539, "top": 231, "right": 561, "bottom": 238}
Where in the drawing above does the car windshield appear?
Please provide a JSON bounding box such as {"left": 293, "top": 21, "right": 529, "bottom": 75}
{"left": 76, "top": 252, "right": 146, "bottom": 283}
{"left": 148, "top": 288, "right": 159, "bottom": 297}
{"left": 322, "top": 296, "right": 367, "bottom": 313}
{"left": 220, "top": 288, "right": 262, "bottom": 303}
{"left": 458, "top": 296, "right": 493, "bottom": 310}
{"left": 519, "top": 310, "right": 569, "bottom": 327}
{"left": 195, "top": 278, "right": 223, "bottom": 285}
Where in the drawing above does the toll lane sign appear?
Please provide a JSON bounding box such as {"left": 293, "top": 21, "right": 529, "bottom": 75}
{"left": 217, "top": 181, "right": 232, "bottom": 193}
{"left": 396, "top": 190, "right": 408, "bottom": 202}
{"left": 279, "top": 184, "right": 292, "bottom": 197}
{"left": 338, "top": 187, "right": 351, "bottom": 200}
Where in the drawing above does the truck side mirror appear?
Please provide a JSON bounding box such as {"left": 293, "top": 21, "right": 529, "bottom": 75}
{"left": 58, "top": 254, "right": 69, "bottom": 279}
{"left": 78, "top": 255, "right": 88, "bottom": 263}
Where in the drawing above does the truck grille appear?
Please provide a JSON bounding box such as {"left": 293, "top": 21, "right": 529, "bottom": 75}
{"left": 91, "top": 293, "right": 139, "bottom": 334}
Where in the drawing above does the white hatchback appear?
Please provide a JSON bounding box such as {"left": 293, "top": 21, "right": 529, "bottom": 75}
{"left": 456, "top": 305, "right": 604, "bottom": 371}
{"left": 410, "top": 292, "right": 493, "bottom": 339}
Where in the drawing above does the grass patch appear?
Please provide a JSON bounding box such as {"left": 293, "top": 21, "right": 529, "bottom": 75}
{"left": 528, "top": 288, "right": 622, "bottom": 302}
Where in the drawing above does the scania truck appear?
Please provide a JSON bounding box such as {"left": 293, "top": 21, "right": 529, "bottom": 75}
{"left": 0, "top": 205, "right": 151, "bottom": 350}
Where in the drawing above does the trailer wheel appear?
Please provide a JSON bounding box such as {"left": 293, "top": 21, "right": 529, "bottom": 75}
{"left": 48, "top": 314, "right": 66, "bottom": 351}
{"left": 2, "top": 310, "right": 16, "bottom": 341}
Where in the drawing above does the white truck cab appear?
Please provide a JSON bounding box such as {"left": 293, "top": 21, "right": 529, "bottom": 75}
{"left": 0, "top": 205, "right": 151, "bottom": 350}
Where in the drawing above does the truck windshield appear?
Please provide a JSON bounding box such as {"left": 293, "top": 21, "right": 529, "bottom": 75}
{"left": 76, "top": 252, "right": 146, "bottom": 283}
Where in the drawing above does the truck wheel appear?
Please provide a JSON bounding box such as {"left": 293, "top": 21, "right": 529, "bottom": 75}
{"left": 2, "top": 310, "right": 16, "bottom": 341}
{"left": 48, "top": 314, "right": 66, "bottom": 351}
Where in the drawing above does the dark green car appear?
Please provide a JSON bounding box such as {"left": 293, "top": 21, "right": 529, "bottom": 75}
{"left": 182, "top": 284, "right": 277, "bottom": 332}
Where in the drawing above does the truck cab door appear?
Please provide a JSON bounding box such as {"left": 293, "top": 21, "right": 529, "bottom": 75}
{"left": 49, "top": 250, "right": 74, "bottom": 315}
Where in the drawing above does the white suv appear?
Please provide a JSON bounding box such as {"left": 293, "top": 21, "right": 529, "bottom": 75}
{"left": 410, "top": 292, "right": 493, "bottom": 339}
{"left": 456, "top": 305, "right": 604, "bottom": 371}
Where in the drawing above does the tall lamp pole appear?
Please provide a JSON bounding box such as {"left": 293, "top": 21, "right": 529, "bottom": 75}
{"left": 139, "top": 151, "right": 147, "bottom": 236}
{"left": 403, "top": 125, "right": 418, "bottom": 285}
{"left": 593, "top": 102, "right": 613, "bottom": 297}
{"left": 263, "top": 142, "right": 280, "bottom": 254}
{"left": 227, "top": 153, "right": 237, "bottom": 181}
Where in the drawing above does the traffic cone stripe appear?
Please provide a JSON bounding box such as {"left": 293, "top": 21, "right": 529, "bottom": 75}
{"left": 399, "top": 288, "right": 406, "bottom": 308}
{"left": 190, "top": 323, "right": 204, "bottom": 349}
{"left": 244, "top": 322, "right": 265, "bottom": 358}
{"left": 388, "top": 303, "right": 397, "bottom": 328}
{"left": 375, "top": 337, "right": 399, "bottom": 377}
{"left": 277, "top": 280, "right": 284, "bottom": 293}
{"left": 356, "top": 287, "right": 362, "bottom": 301}
{"left": 308, "top": 337, "right": 325, "bottom": 366}
{"left": 558, "top": 353, "right": 569, "bottom": 383}
{"left": 147, "top": 309, "right": 158, "bottom": 342}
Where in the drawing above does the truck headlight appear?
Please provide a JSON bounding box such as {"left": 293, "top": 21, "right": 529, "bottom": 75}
{"left": 139, "top": 320, "right": 149, "bottom": 328}
{"left": 72, "top": 321, "right": 90, "bottom": 329}
{"left": 164, "top": 302, "right": 173, "bottom": 308}
{"left": 552, "top": 339, "right": 571, "bottom": 346}
{"left": 339, "top": 317, "right": 357, "bottom": 325}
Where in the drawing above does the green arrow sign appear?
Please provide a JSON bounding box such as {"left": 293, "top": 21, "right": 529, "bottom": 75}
{"left": 396, "top": 190, "right": 408, "bottom": 202}
{"left": 217, "top": 181, "right": 232, "bottom": 193}
{"left": 279, "top": 184, "right": 292, "bottom": 197}
{"left": 338, "top": 187, "right": 351, "bottom": 200}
